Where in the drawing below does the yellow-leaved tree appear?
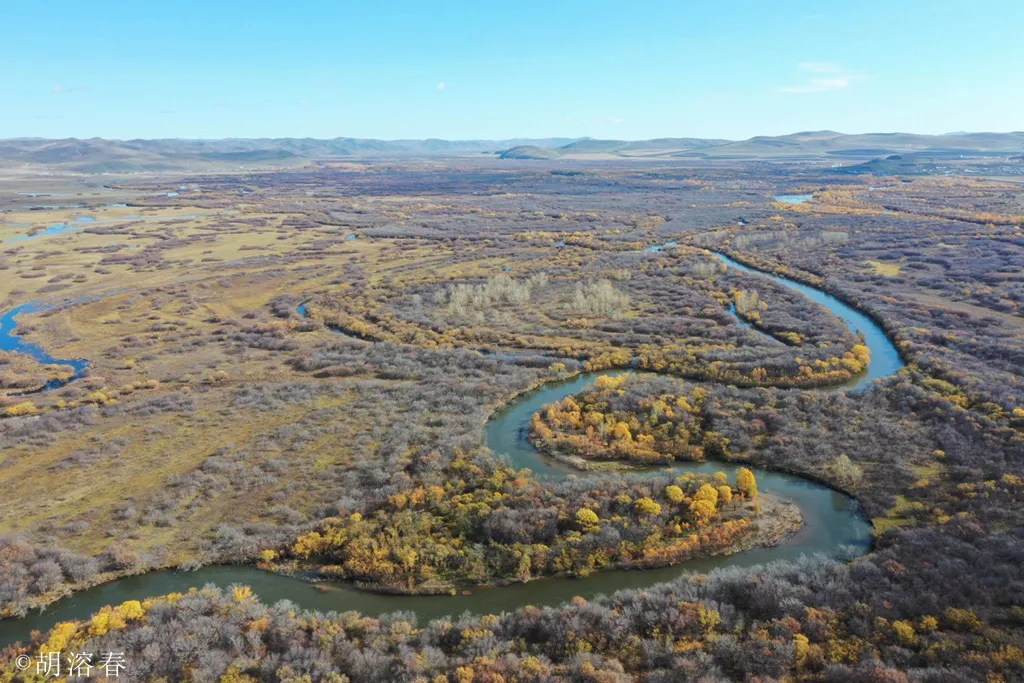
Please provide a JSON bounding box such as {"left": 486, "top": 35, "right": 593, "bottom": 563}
{"left": 575, "top": 508, "right": 600, "bottom": 530}
{"left": 664, "top": 485, "right": 685, "bottom": 504}
{"left": 694, "top": 484, "right": 719, "bottom": 508}
{"left": 689, "top": 499, "right": 717, "bottom": 526}
{"left": 717, "top": 485, "right": 733, "bottom": 507}
{"left": 634, "top": 497, "right": 662, "bottom": 516}
{"left": 736, "top": 467, "right": 758, "bottom": 499}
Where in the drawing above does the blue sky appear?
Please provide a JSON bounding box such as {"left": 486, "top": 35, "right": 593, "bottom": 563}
{"left": 3, "top": 0, "right": 1022, "bottom": 140}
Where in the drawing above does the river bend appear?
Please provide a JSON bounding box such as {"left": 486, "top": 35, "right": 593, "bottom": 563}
{"left": 0, "top": 250, "right": 903, "bottom": 647}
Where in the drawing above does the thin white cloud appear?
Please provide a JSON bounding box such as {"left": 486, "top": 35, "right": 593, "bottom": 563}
{"left": 436, "top": 82, "right": 447, "bottom": 91}
{"left": 606, "top": 116, "right": 624, "bottom": 124}
{"left": 52, "top": 85, "right": 88, "bottom": 95}
{"left": 779, "top": 63, "right": 862, "bottom": 94}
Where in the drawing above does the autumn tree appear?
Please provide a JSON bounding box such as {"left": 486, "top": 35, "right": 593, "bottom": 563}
{"left": 694, "top": 484, "right": 719, "bottom": 508}
{"left": 717, "top": 485, "right": 733, "bottom": 507}
{"left": 664, "top": 485, "right": 685, "bottom": 504}
{"left": 689, "top": 499, "right": 717, "bottom": 526}
{"left": 634, "top": 497, "right": 662, "bottom": 517}
{"left": 736, "top": 467, "right": 758, "bottom": 499}
{"left": 575, "top": 508, "right": 599, "bottom": 530}
{"left": 829, "top": 454, "right": 863, "bottom": 487}
{"left": 612, "top": 421, "right": 633, "bottom": 442}
{"left": 5, "top": 401, "right": 38, "bottom": 416}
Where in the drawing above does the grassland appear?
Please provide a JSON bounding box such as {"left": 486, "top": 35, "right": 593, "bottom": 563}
{"left": 1, "top": 161, "right": 1023, "bottom": 681}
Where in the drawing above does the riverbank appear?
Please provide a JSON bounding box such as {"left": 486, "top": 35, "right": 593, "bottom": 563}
{"left": 0, "top": 242, "right": 887, "bottom": 647}
{"left": 237, "top": 494, "right": 803, "bottom": 598}
{"left": 0, "top": 491, "right": 803, "bottom": 633}
{"left": 711, "top": 249, "right": 910, "bottom": 379}
{"left": 0, "top": 563, "right": 173, "bottom": 621}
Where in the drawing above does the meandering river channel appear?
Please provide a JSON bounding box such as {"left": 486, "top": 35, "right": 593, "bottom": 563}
{"left": 0, "top": 250, "right": 903, "bottom": 648}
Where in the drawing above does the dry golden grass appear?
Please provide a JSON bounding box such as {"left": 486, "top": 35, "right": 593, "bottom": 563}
{"left": 0, "top": 385, "right": 361, "bottom": 559}
{"left": 0, "top": 256, "right": 378, "bottom": 560}
{"left": 866, "top": 260, "right": 902, "bottom": 277}
{"left": 0, "top": 177, "right": 659, "bottom": 561}
{"left": 0, "top": 174, "right": 408, "bottom": 561}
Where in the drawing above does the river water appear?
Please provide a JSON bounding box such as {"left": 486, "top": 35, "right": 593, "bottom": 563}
{"left": 714, "top": 252, "right": 904, "bottom": 385}
{"left": 3, "top": 216, "right": 97, "bottom": 243}
{"left": 774, "top": 194, "right": 813, "bottom": 205}
{"left": 0, "top": 303, "right": 89, "bottom": 393}
{"left": 0, "top": 250, "right": 903, "bottom": 647}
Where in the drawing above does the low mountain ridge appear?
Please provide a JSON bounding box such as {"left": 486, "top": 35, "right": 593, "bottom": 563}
{"left": 499, "top": 145, "right": 563, "bottom": 160}
{"left": 1, "top": 132, "right": 1022, "bottom": 171}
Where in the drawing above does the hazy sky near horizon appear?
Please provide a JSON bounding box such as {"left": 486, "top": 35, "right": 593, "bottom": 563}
{"left": 3, "top": 0, "right": 1022, "bottom": 140}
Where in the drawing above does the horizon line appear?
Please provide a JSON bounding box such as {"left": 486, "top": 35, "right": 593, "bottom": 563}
{"left": 5, "top": 130, "right": 1024, "bottom": 144}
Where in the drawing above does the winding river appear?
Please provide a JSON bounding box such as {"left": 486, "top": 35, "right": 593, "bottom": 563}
{"left": 0, "top": 303, "right": 89, "bottom": 393}
{"left": 0, "top": 251, "right": 903, "bottom": 648}
{"left": 1, "top": 209, "right": 211, "bottom": 243}
{"left": 715, "top": 252, "right": 904, "bottom": 385}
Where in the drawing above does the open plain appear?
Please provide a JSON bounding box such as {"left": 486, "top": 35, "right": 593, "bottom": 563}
{"left": 1, "top": 154, "right": 1023, "bottom": 681}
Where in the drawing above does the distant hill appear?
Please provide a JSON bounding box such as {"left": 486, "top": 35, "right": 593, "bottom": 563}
{"left": 557, "top": 137, "right": 730, "bottom": 156}
{"left": 0, "top": 137, "right": 580, "bottom": 172}
{"left": 0, "top": 138, "right": 311, "bottom": 172}
{"left": 558, "top": 139, "right": 628, "bottom": 154}
{"left": 1, "top": 132, "right": 1022, "bottom": 171}
{"left": 674, "top": 131, "right": 1024, "bottom": 159}
{"left": 499, "top": 145, "right": 562, "bottom": 160}
{"left": 833, "top": 154, "right": 942, "bottom": 176}
{"left": 501, "top": 132, "right": 1024, "bottom": 162}
{"left": 837, "top": 150, "right": 1024, "bottom": 176}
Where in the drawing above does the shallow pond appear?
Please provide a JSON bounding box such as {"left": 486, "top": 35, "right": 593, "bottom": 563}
{"left": 774, "top": 194, "right": 813, "bottom": 204}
